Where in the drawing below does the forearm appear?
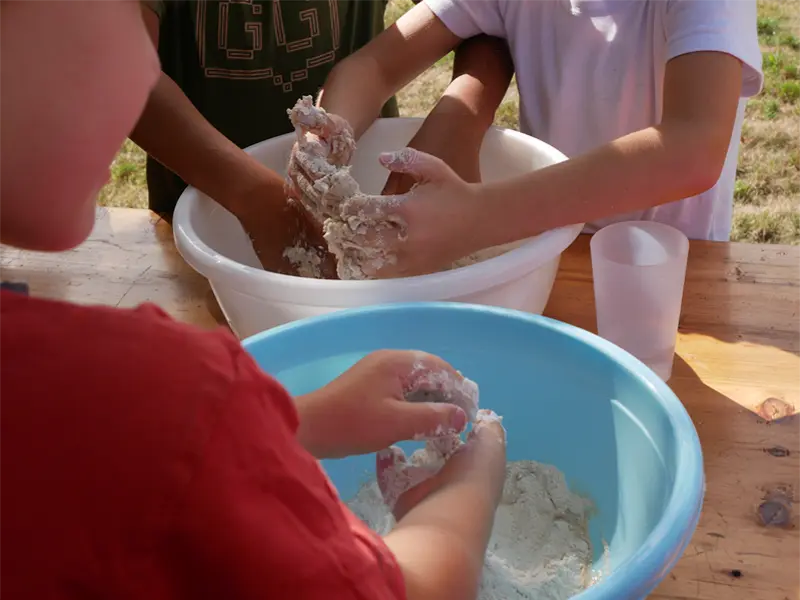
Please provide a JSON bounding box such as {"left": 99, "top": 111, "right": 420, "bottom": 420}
{"left": 318, "top": 54, "right": 395, "bottom": 139}
{"left": 402, "top": 35, "right": 514, "bottom": 182}
{"left": 479, "top": 122, "right": 729, "bottom": 246}
{"left": 476, "top": 51, "right": 743, "bottom": 246}
{"left": 383, "top": 444, "right": 504, "bottom": 600}
{"left": 433, "top": 35, "right": 514, "bottom": 140}
{"left": 386, "top": 516, "right": 490, "bottom": 600}
{"left": 293, "top": 391, "right": 333, "bottom": 459}
{"left": 130, "top": 73, "right": 284, "bottom": 213}
{"left": 318, "top": 3, "right": 460, "bottom": 138}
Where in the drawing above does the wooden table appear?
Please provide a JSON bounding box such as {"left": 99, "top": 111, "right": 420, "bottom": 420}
{"left": 2, "top": 207, "right": 798, "bottom": 600}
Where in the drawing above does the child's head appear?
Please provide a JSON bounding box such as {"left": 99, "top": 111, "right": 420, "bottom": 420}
{"left": 0, "top": 0, "right": 159, "bottom": 251}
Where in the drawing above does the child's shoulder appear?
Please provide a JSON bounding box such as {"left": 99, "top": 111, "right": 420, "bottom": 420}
{"left": 3, "top": 290, "right": 235, "bottom": 363}
{"left": 0, "top": 291, "right": 316, "bottom": 600}
{"left": 0, "top": 290, "right": 283, "bottom": 410}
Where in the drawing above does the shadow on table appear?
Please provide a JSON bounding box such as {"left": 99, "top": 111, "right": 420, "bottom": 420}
{"left": 652, "top": 355, "right": 799, "bottom": 598}
{"left": 671, "top": 356, "right": 735, "bottom": 475}
{"left": 679, "top": 240, "right": 799, "bottom": 353}
{"left": 676, "top": 255, "right": 799, "bottom": 418}
{"left": 672, "top": 355, "right": 799, "bottom": 518}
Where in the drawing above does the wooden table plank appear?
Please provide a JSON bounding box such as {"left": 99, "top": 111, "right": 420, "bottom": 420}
{"left": 1, "top": 208, "right": 222, "bottom": 329}
{"left": 547, "top": 236, "right": 800, "bottom": 414}
{"left": 2, "top": 207, "right": 798, "bottom": 600}
{"left": 548, "top": 236, "right": 799, "bottom": 600}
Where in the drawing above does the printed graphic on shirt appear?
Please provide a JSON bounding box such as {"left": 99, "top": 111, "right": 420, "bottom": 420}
{"left": 195, "top": 0, "right": 342, "bottom": 92}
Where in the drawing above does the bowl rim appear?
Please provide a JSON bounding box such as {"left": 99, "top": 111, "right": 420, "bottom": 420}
{"left": 172, "top": 119, "right": 585, "bottom": 305}
{"left": 242, "top": 302, "right": 705, "bottom": 599}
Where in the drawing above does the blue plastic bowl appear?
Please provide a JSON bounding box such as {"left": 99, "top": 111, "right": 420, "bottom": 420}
{"left": 243, "top": 303, "right": 704, "bottom": 599}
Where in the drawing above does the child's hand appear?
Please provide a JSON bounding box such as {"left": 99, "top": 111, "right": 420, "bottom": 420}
{"left": 294, "top": 350, "right": 476, "bottom": 459}
{"left": 378, "top": 410, "right": 506, "bottom": 521}
{"left": 232, "top": 175, "right": 338, "bottom": 278}
{"left": 339, "top": 148, "right": 491, "bottom": 278}
{"left": 381, "top": 131, "right": 482, "bottom": 197}
{"left": 379, "top": 410, "right": 506, "bottom": 600}
{"left": 288, "top": 97, "right": 355, "bottom": 167}
{"left": 285, "top": 98, "right": 356, "bottom": 223}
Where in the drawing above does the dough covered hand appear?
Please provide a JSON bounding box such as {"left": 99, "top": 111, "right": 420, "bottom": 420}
{"left": 293, "top": 350, "right": 472, "bottom": 459}
{"left": 286, "top": 95, "right": 357, "bottom": 224}
{"left": 284, "top": 97, "right": 409, "bottom": 280}
{"left": 377, "top": 409, "right": 506, "bottom": 520}
{"left": 341, "top": 147, "right": 490, "bottom": 278}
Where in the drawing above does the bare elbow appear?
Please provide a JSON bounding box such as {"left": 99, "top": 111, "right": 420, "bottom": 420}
{"left": 669, "top": 125, "right": 731, "bottom": 197}
{"left": 685, "top": 155, "right": 725, "bottom": 196}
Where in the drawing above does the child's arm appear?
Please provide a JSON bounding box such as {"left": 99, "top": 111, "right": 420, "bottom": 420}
{"left": 318, "top": 3, "right": 461, "bottom": 138}
{"left": 132, "top": 5, "right": 283, "bottom": 214}
{"left": 383, "top": 35, "right": 514, "bottom": 194}
{"left": 313, "top": 3, "right": 513, "bottom": 195}
{"left": 130, "top": 4, "right": 324, "bottom": 275}
{"left": 477, "top": 50, "right": 746, "bottom": 246}
{"left": 166, "top": 342, "right": 503, "bottom": 600}
{"left": 383, "top": 416, "right": 507, "bottom": 600}
{"left": 340, "top": 49, "right": 758, "bottom": 278}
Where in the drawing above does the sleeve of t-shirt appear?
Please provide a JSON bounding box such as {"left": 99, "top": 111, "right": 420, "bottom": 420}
{"left": 423, "top": 0, "right": 506, "bottom": 39}
{"left": 664, "top": 0, "right": 764, "bottom": 97}
{"left": 165, "top": 342, "right": 406, "bottom": 600}
{"left": 141, "top": 0, "right": 164, "bottom": 20}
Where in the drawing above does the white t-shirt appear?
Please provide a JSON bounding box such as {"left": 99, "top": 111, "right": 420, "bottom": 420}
{"left": 424, "top": 0, "right": 764, "bottom": 240}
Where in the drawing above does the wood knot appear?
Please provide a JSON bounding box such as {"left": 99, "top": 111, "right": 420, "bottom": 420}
{"left": 732, "top": 266, "right": 755, "bottom": 282}
{"left": 764, "top": 446, "right": 790, "bottom": 457}
{"left": 757, "top": 489, "right": 793, "bottom": 528}
{"left": 756, "top": 398, "right": 795, "bottom": 422}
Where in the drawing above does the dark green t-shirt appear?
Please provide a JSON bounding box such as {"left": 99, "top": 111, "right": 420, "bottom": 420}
{"left": 146, "top": 0, "right": 398, "bottom": 217}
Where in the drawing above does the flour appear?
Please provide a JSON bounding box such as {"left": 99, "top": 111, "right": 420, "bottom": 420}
{"left": 376, "top": 435, "right": 464, "bottom": 509}
{"left": 450, "top": 239, "right": 525, "bottom": 270}
{"left": 479, "top": 461, "right": 596, "bottom": 599}
{"left": 283, "top": 243, "right": 324, "bottom": 279}
{"left": 348, "top": 459, "right": 601, "bottom": 600}
{"left": 348, "top": 480, "right": 397, "bottom": 536}
{"left": 404, "top": 360, "right": 480, "bottom": 423}
{"left": 376, "top": 407, "right": 501, "bottom": 510}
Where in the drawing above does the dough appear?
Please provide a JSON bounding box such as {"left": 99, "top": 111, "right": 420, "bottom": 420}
{"left": 287, "top": 97, "right": 403, "bottom": 280}
{"left": 285, "top": 97, "right": 519, "bottom": 280}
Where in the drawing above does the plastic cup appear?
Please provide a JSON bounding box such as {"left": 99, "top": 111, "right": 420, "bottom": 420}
{"left": 590, "top": 221, "right": 689, "bottom": 381}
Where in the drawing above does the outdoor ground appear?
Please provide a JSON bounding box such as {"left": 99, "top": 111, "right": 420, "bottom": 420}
{"left": 100, "top": 0, "right": 799, "bottom": 244}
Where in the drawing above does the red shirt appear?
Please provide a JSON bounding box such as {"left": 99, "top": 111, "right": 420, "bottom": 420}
{"left": 1, "top": 291, "right": 405, "bottom": 600}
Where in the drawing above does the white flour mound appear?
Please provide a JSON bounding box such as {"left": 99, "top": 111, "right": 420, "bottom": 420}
{"left": 282, "top": 243, "right": 324, "bottom": 278}
{"left": 480, "top": 461, "right": 596, "bottom": 599}
{"left": 348, "top": 460, "right": 600, "bottom": 600}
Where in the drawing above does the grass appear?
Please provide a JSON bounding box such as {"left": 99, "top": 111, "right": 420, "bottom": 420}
{"left": 732, "top": 0, "right": 800, "bottom": 244}
{"left": 97, "top": 139, "right": 148, "bottom": 208}
{"left": 101, "top": 0, "right": 799, "bottom": 244}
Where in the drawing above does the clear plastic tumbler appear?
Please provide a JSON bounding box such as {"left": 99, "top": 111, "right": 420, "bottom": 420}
{"left": 590, "top": 221, "right": 689, "bottom": 381}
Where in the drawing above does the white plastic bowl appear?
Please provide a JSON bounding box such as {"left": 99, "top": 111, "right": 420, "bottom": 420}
{"left": 173, "top": 118, "right": 583, "bottom": 338}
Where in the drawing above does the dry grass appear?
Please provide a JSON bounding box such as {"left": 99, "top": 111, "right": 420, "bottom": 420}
{"left": 731, "top": 0, "right": 800, "bottom": 244}
{"left": 97, "top": 139, "right": 148, "bottom": 208}
{"left": 100, "top": 0, "right": 799, "bottom": 243}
